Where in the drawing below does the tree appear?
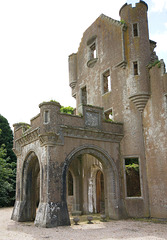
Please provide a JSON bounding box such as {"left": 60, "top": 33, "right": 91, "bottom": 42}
{"left": 0, "top": 115, "right": 16, "bottom": 164}
{"left": 60, "top": 106, "right": 74, "bottom": 115}
{"left": 0, "top": 115, "right": 17, "bottom": 206}
{"left": 0, "top": 144, "right": 13, "bottom": 206}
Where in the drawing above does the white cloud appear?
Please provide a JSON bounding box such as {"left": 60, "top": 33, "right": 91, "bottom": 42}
{"left": 151, "top": 0, "right": 167, "bottom": 12}
{"left": 165, "top": 22, "right": 167, "bottom": 28}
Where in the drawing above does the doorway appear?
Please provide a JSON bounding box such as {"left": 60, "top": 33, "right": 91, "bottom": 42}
{"left": 63, "top": 145, "right": 120, "bottom": 220}
{"left": 96, "top": 170, "right": 104, "bottom": 213}
{"left": 66, "top": 153, "right": 105, "bottom": 215}
{"left": 22, "top": 152, "right": 40, "bottom": 221}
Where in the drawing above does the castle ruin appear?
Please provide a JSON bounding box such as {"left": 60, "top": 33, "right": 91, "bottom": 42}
{"left": 12, "top": 1, "right": 167, "bottom": 227}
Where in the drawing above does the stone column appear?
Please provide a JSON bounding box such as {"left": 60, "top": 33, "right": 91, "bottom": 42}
{"left": 35, "top": 102, "right": 70, "bottom": 227}
{"left": 35, "top": 146, "right": 70, "bottom": 227}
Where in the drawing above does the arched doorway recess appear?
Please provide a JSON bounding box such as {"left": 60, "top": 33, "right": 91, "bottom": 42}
{"left": 63, "top": 145, "right": 120, "bottom": 219}
{"left": 21, "top": 151, "right": 40, "bottom": 221}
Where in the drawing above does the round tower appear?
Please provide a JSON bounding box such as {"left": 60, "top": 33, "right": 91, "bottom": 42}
{"left": 39, "top": 101, "right": 61, "bottom": 135}
{"left": 68, "top": 53, "right": 77, "bottom": 94}
{"left": 120, "top": 1, "right": 151, "bottom": 113}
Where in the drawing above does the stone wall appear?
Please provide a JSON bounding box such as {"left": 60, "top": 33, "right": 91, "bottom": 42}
{"left": 143, "top": 62, "right": 167, "bottom": 218}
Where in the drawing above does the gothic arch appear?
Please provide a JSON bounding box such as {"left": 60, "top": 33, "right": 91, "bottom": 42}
{"left": 62, "top": 144, "right": 120, "bottom": 219}
{"left": 21, "top": 151, "right": 41, "bottom": 221}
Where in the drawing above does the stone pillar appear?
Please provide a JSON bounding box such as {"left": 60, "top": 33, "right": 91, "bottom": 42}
{"left": 34, "top": 144, "right": 70, "bottom": 227}
{"left": 34, "top": 102, "right": 70, "bottom": 227}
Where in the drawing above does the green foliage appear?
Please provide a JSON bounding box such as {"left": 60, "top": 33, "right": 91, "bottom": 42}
{"left": 148, "top": 60, "right": 161, "bottom": 69}
{"left": 0, "top": 115, "right": 16, "bottom": 164}
{"left": 125, "top": 158, "right": 139, "bottom": 175}
{"left": 125, "top": 158, "right": 138, "bottom": 165}
{"left": 125, "top": 163, "right": 139, "bottom": 175}
{"left": 49, "top": 99, "right": 60, "bottom": 104}
{"left": 60, "top": 106, "right": 75, "bottom": 115}
{"left": 41, "top": 100, "right": 60, "bottom": 105}
{"left": 0, "top": 144, "right": 14, "bottom": 207}
{"left": 120, "top": 19, "right": 126, "bottom": 24}
{"left": 104, "top": 118, "right": 113, "bottom": 122}
{"left": 0, "top": 115, "right": 17, "bottom": 207}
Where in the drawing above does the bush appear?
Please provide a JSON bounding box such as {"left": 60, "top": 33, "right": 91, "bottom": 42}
{"left": 60, "top": 106, "right": 74, "bottom": 115}
{"left": 0, "top": 144, "right": 14, "bottom": 206}
{"left": 0, "top": 114, "right": 17, "bottom": 207}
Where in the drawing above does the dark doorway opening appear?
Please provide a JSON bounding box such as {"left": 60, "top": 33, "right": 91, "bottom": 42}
{"left": 23, "top": 153, "right": 40, "bottom": 221}
{"left": 96, "top": 170, "right": 104, "bottom": 213}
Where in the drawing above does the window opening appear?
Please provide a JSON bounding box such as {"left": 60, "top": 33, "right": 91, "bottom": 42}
{"left": 103, "top": 70, "right": 111, "bottom": 94}
{"left": 90, "top": 42, "right": 96, "bottom": 59}
{"left": 125, "top": 158, "right": 141, "bottom": 197}
{"left": 87, "top": 36, "right": 97, "bottom": 68}
{"left": 133, "top": 61, "right": 138, "bottom": 75}
{"left": 68, "top": 171, "right": 73, "bottom": 196}
{"left": 44, "top": 110, "right": 49, "bottom": 123}
{"left": 133, "top": 23, "right": 138, "bottom": 37}
{"left": 105, "top": 109, "right": 113, "bottom": 121}
{"left": 81, "top": 86, "right": 87, "bottom": 105}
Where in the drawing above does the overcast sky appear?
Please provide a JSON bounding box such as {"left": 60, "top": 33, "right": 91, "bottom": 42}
{"left": 0, "top": 0, "right": 167, "bottom": 128}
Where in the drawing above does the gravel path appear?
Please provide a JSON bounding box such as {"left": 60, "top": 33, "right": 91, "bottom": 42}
{"left": 0, "top": 208, "right": 167, "bottom": 240}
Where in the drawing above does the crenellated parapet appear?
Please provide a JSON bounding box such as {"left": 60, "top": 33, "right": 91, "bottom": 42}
{"left": 13, "top": 127, "right": 39, "bottom": 155}
{"left": 13, "top": 102, "right": 124, "bottom": 156}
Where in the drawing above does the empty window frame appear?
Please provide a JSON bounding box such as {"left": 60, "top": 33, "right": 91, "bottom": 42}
{"left": 44, "top": 110, "right": 49, "bottom": 124}
{"left": 133, "top": 61, "right": 138, "bottom": 75}
{"left": 133, "top": 23, "right": 139, "bottom": 37}
{"left": 87, "top": 35, "right": 98, "bottom": 68}
{"left": 103, "top": 70, "right": 111, "bottom": 94}
{"left": 87, "top": 35, "right": 97, "bottom": 60}
{"left": 104, "top": 109, "right": 113, "bottom": 121}
{"left": 89, "top": 42, "right": 97, "bottom": 59}
{"left": 124, "top": 158, "right": 141, "bottom": 197}
{"left": 81, "top": 86, "right": 87, "bottom": 105}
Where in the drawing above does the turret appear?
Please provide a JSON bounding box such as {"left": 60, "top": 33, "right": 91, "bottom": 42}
{"left": 120, "top": 1, "right": 151, "bottom": 113}
{"left": 68, "top": 53, "right": 77, "bottom": 96}
{"left": 39, "top": 101, "right": 61, "bottom": 138}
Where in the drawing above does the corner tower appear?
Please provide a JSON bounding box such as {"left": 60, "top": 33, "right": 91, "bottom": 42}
{"left": 120, "top": 1, "right": 151, "bottom": 113}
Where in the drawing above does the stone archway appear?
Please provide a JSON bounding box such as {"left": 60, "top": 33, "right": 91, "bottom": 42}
{"left": 62, "top": 144, "right": 121, "bottom": 219}
{"left": 14, "top": 151, "right": 41, "bottom": 222}
{"left": 22, "top": 151, "right": 40, "bottom": 221}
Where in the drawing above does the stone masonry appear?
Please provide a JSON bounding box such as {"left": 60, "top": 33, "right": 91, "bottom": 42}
{"left": 12, "top": 1, "right": 167, "bottom": 227}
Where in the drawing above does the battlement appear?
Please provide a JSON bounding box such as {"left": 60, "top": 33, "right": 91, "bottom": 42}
{"left": 12, "top": 1, "right": 167, "bottom": 228}
{"left": 119, "top": 1, "right": 148, "bottom": 17}
{"left": 13, "top": 102, "right": 123, "bottom": 153}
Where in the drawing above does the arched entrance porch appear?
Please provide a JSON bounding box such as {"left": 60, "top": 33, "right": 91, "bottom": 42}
{"left": 62, "top": 145, "right": 121, "bottom": 220}
{"left": 67, "top": 155, "right": 105, "bottom": 215}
